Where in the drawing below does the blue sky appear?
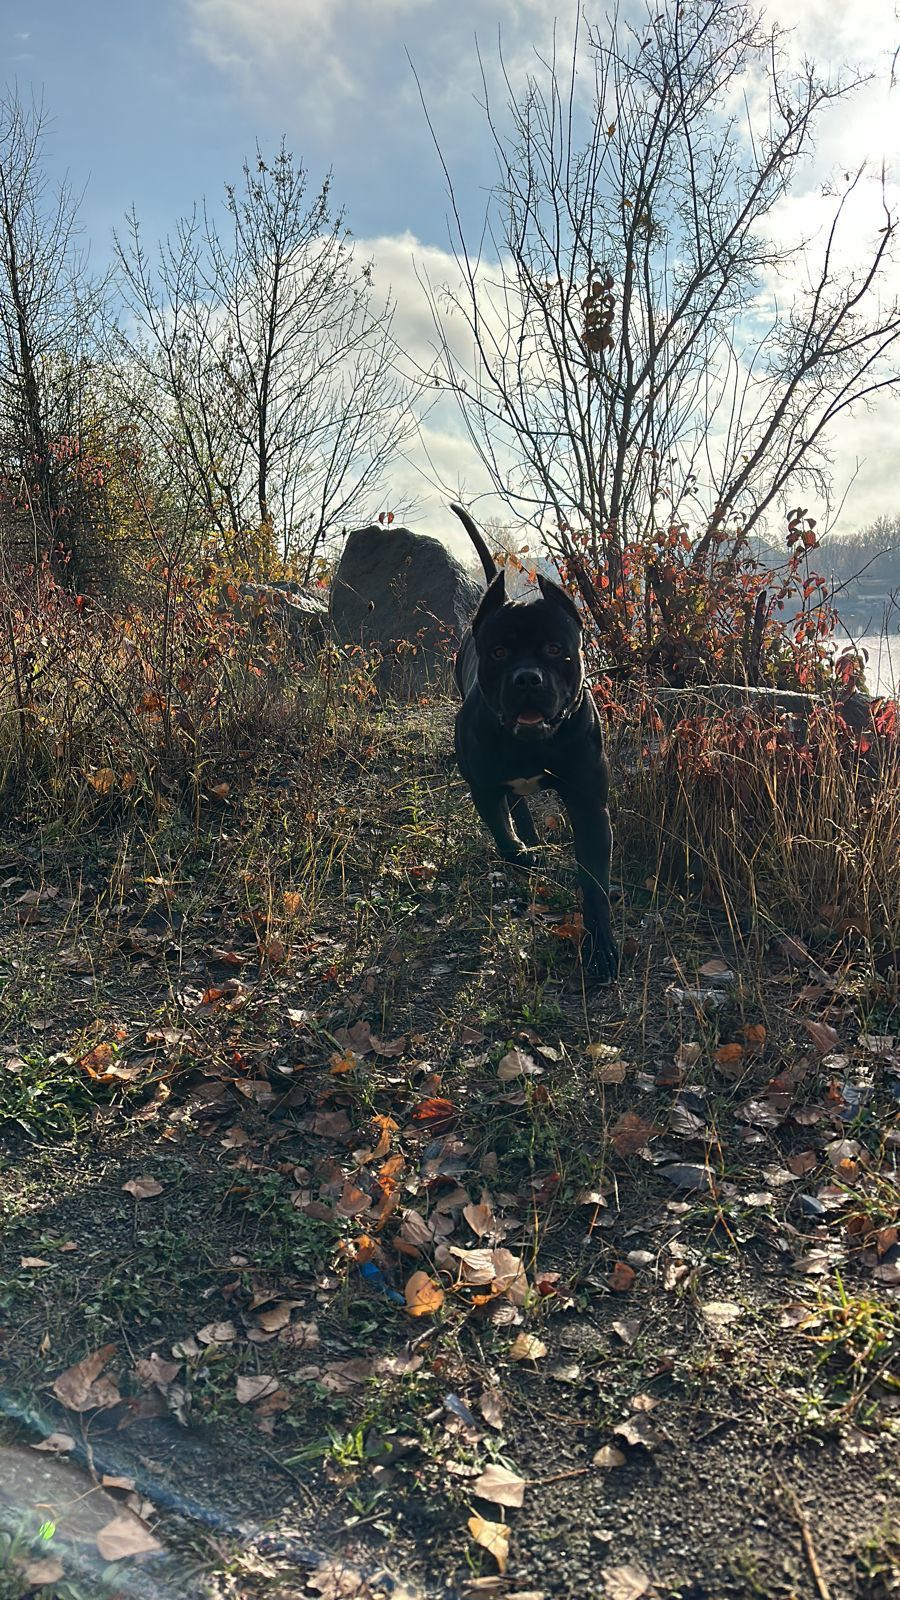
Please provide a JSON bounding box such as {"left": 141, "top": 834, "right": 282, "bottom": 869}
{"left": 3, "top": 0, "right": 899, "bottom": 540}
{"left": 2, "top": 0, "right": 527, "bottom": 260}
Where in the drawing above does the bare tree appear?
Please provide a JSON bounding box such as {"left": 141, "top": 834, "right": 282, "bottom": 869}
{"left": 115, "top": 143, "right": 419, "bottom": 577}
{"left": 424, "top": 1, "right": 900, "bottom": 669}
{"left": 0, "top": 89, "right": 105, "bottom": 582}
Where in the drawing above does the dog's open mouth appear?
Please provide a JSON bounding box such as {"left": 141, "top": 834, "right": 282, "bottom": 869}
{"left": 512, "top": 710, "right": 550, "bottom": 734}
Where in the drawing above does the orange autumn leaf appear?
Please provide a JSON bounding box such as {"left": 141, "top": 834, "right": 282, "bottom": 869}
{"left": 408, "top": 1097, "right": 456, "bottom": 1131}
{"left": 608, "top": 1261, "right": 636, "bottom": 1293}
{"left": 610, "top": 1111, "right": 658, "bottom": 1157}
{"left": 714, "top": 1043, "right": 745, "bottom": 1067}
{"left": 404, "top": 1271, "right": 445, "bottom": 1318}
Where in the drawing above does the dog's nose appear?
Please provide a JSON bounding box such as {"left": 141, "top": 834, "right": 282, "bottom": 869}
{"left": 513, "top": 666, "right": 544, "bottom": 691}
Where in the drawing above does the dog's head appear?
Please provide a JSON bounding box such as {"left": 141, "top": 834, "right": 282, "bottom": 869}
{"left": 471, "top": 570, "right": 584, "bottom": 739}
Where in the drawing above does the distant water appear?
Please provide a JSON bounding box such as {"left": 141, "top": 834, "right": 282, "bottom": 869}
{"left": 832, "top": 624, "right": 899, "bottom": 697}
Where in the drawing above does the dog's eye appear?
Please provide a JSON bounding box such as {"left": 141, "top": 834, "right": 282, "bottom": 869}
{"left": 544, "top": 642, "right": 562, "bottom": 657}
{"left": 491, "top": 646, "right": 508, "bottom": 660}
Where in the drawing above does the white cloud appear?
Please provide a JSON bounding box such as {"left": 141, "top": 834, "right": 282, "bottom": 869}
{"left": 186, "top": 0, "right": 900, "bottom": 541}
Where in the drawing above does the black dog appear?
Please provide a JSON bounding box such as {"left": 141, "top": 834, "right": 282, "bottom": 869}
{"left": 451, "top": 503, "right": 619, "bottom": 981}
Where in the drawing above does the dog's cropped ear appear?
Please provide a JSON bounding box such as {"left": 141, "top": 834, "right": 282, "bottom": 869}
{"left": 471, "top": 570, "right": 506, "bottom": 633}
{"left": 537, "top": 573, "right": 582, "bottom": 628}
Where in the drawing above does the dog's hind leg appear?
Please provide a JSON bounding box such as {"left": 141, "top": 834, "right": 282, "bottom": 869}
{"left": 559, "top": 790, "right": 619, "bottom": 981}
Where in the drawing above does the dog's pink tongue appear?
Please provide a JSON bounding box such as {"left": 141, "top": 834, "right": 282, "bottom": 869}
{"left": 516, "top": 711, "right": 545, "bottom": 725}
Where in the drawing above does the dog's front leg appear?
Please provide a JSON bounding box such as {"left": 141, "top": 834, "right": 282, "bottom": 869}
{"left": 559, "top": 790, "right": 619, "bottom": 980}
{"left": 469, "top": 785, "right": 538, "bottom": 866}
{"left": 509, "top": 794, "right": 540, "bottom": 848}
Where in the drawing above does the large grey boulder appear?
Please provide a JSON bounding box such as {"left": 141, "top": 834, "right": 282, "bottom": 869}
{"left": 330, "top": 524, "right": 482, "bottom": 694}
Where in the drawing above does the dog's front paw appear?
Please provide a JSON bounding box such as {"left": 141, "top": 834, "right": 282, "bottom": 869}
{"left": 500, "top": 845, "right": 541, "bottom": 870}
{"left": 582, "top": 924, "right": 620, "bottom": 982}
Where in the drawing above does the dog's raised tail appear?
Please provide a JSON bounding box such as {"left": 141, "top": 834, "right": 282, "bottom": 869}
{"left": 450, "top": 502, "right": 498, "bottom": 585}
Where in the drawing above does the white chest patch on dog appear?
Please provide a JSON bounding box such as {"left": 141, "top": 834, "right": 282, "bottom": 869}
{"left": 508, "top": 775, "right": 542, "bottom": 796}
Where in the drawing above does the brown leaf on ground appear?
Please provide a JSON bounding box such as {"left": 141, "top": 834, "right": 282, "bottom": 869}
{"left": 408, "top": 1096, "right": 457, "bottom": 1131}
{"left": 404, "top": 1271, "right": 445, "bottom": 1317}
{"left": 256, "top": 1301, "right": 302, "bottom": 1333}
{"left": 602, "top": 1565, "right": 650, "bottom": 1600}
{"left": 450, "top": 1247, "right": 496, "bottom": 1286}
{"left": 122, "top": 1176, "right": 163, "bottom": 1200}
{"left": 468, "top": 1515, "right": 509, "bottom": 1573}
{"left": 235, "top": 1375, "right": 281, "bottom": 1404}
{"left": 714, "top": 1043, "right": 745, "bottom": 1074}
{"left": 614, "top": 1413, "right": 663, "bottom": 1449}
{"left": 134, "top": 1354, "right": 181, "bottom": 1389}
{"left": 464, "top": 1195, "right": 503, "bottom": 1239}
{"left": 31, "top": 1432, "right": 75, "bottom": 1454}
{"left": 610, "top": 1111, "right": 658, "bottom": 1157}
{"left": 474, "top": 1463, "right": 526, "bottom": 1507}
{"left": 95, "top": 1511, "right": 162, "bottom": 1561}
{"left": 803, "top": 1018, "right": 840, "bottom": 1054}
{"left": 52, "top": 1345, "right": 121, "bottom": 1412}
{"left": 497, "top": 1048, "right": 541, "bottom": 1081}
{"left": 509, "top": 1332, "right": 547, "bottom": 1362}
{"left": 17, "top": 1557, "right": 65, "bottom": 1585}
{"left": 479, "top": 1389, "right": 506, "bottom": 1430}
{"left": 608, "top": 1262, "right": 636, "bottom": 1293}
{"left": 488, "top": 1249, "right": 527, "bottom": 1305}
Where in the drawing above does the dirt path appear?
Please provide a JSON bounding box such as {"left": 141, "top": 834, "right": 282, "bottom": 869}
{"left": 0, "top": 712, "right": 897, "bottom": 1599}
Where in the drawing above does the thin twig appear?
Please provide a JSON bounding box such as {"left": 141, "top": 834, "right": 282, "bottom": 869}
{"left": 527, "top": 1465, "right": 590, "bottom": 1486}
{"left": 778, "top": 1476, "right": 832, "bottom": 1600}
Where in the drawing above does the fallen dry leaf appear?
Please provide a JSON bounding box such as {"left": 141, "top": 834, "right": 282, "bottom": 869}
{"left": 479, "top": 1389, "right": 506, "bottom": 1430}
{"left": 614, "top": 1413, "right": 663, "bottom": 1449}
{"left": 803, "top": 1019, "right": 840, "bottom": 1055}
{"left": 197, "top": 1320, "right": 237, "bottom": 1345}
{"left": 509, "top": 1332, "right": 547, "bottom": 1362}
{"left": 404, "top": 1270, "right": 445, "bottom": 1317}
{"left": 52, "top": 1345, "right": 121, "bottom": 1412}
{"left": 602, "top": 1564, "right": 650, "bottom": 1600}
{"left": 701, "top": 1300, "right": 743, "bottom": 1327}
{"left": 463, "top": 1196, "right": 501, "bottom": 1239}
{"left": 235, "top": 1375, "right": 281, "bottom": 1405}
{"left": 675, "top": 1041, "right": 702, "bottom": 1070}
{"left": 122, "top": 1176, "right": 163, "bottom": 1200}
{"left": 714, "top": 1042, "right": 745, "bottom": 1072}
{"left": 474, "top": 1463, "right": 526, "bottom": 1508}
{"left": 468, "top": 1515, "right": 509, "bottom": 1574}
{"left": 31, "top": 1432, "right": 75, "bottom": 1454}
{"left": 594, "top": 1059, "right": 628, "bottom": 1084}
{"left": 95, "top": 1511, "right": 162, "bottom": 1561}
{"left": 608, "top": 1261, "right": 636, "bottom": 1293}
{"left": 610, "top": 1111, "right": 658, "bottom": 1157}
{"left": 497, "top": 1048, "right": 541, "bottom": 1081}
{"left": 17, "top": 1557, "right": 65, "bottom": 1586}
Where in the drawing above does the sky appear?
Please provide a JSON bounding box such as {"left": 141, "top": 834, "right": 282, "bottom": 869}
{"left": 3, "top": 0, "right": 899, "bottom": 554}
